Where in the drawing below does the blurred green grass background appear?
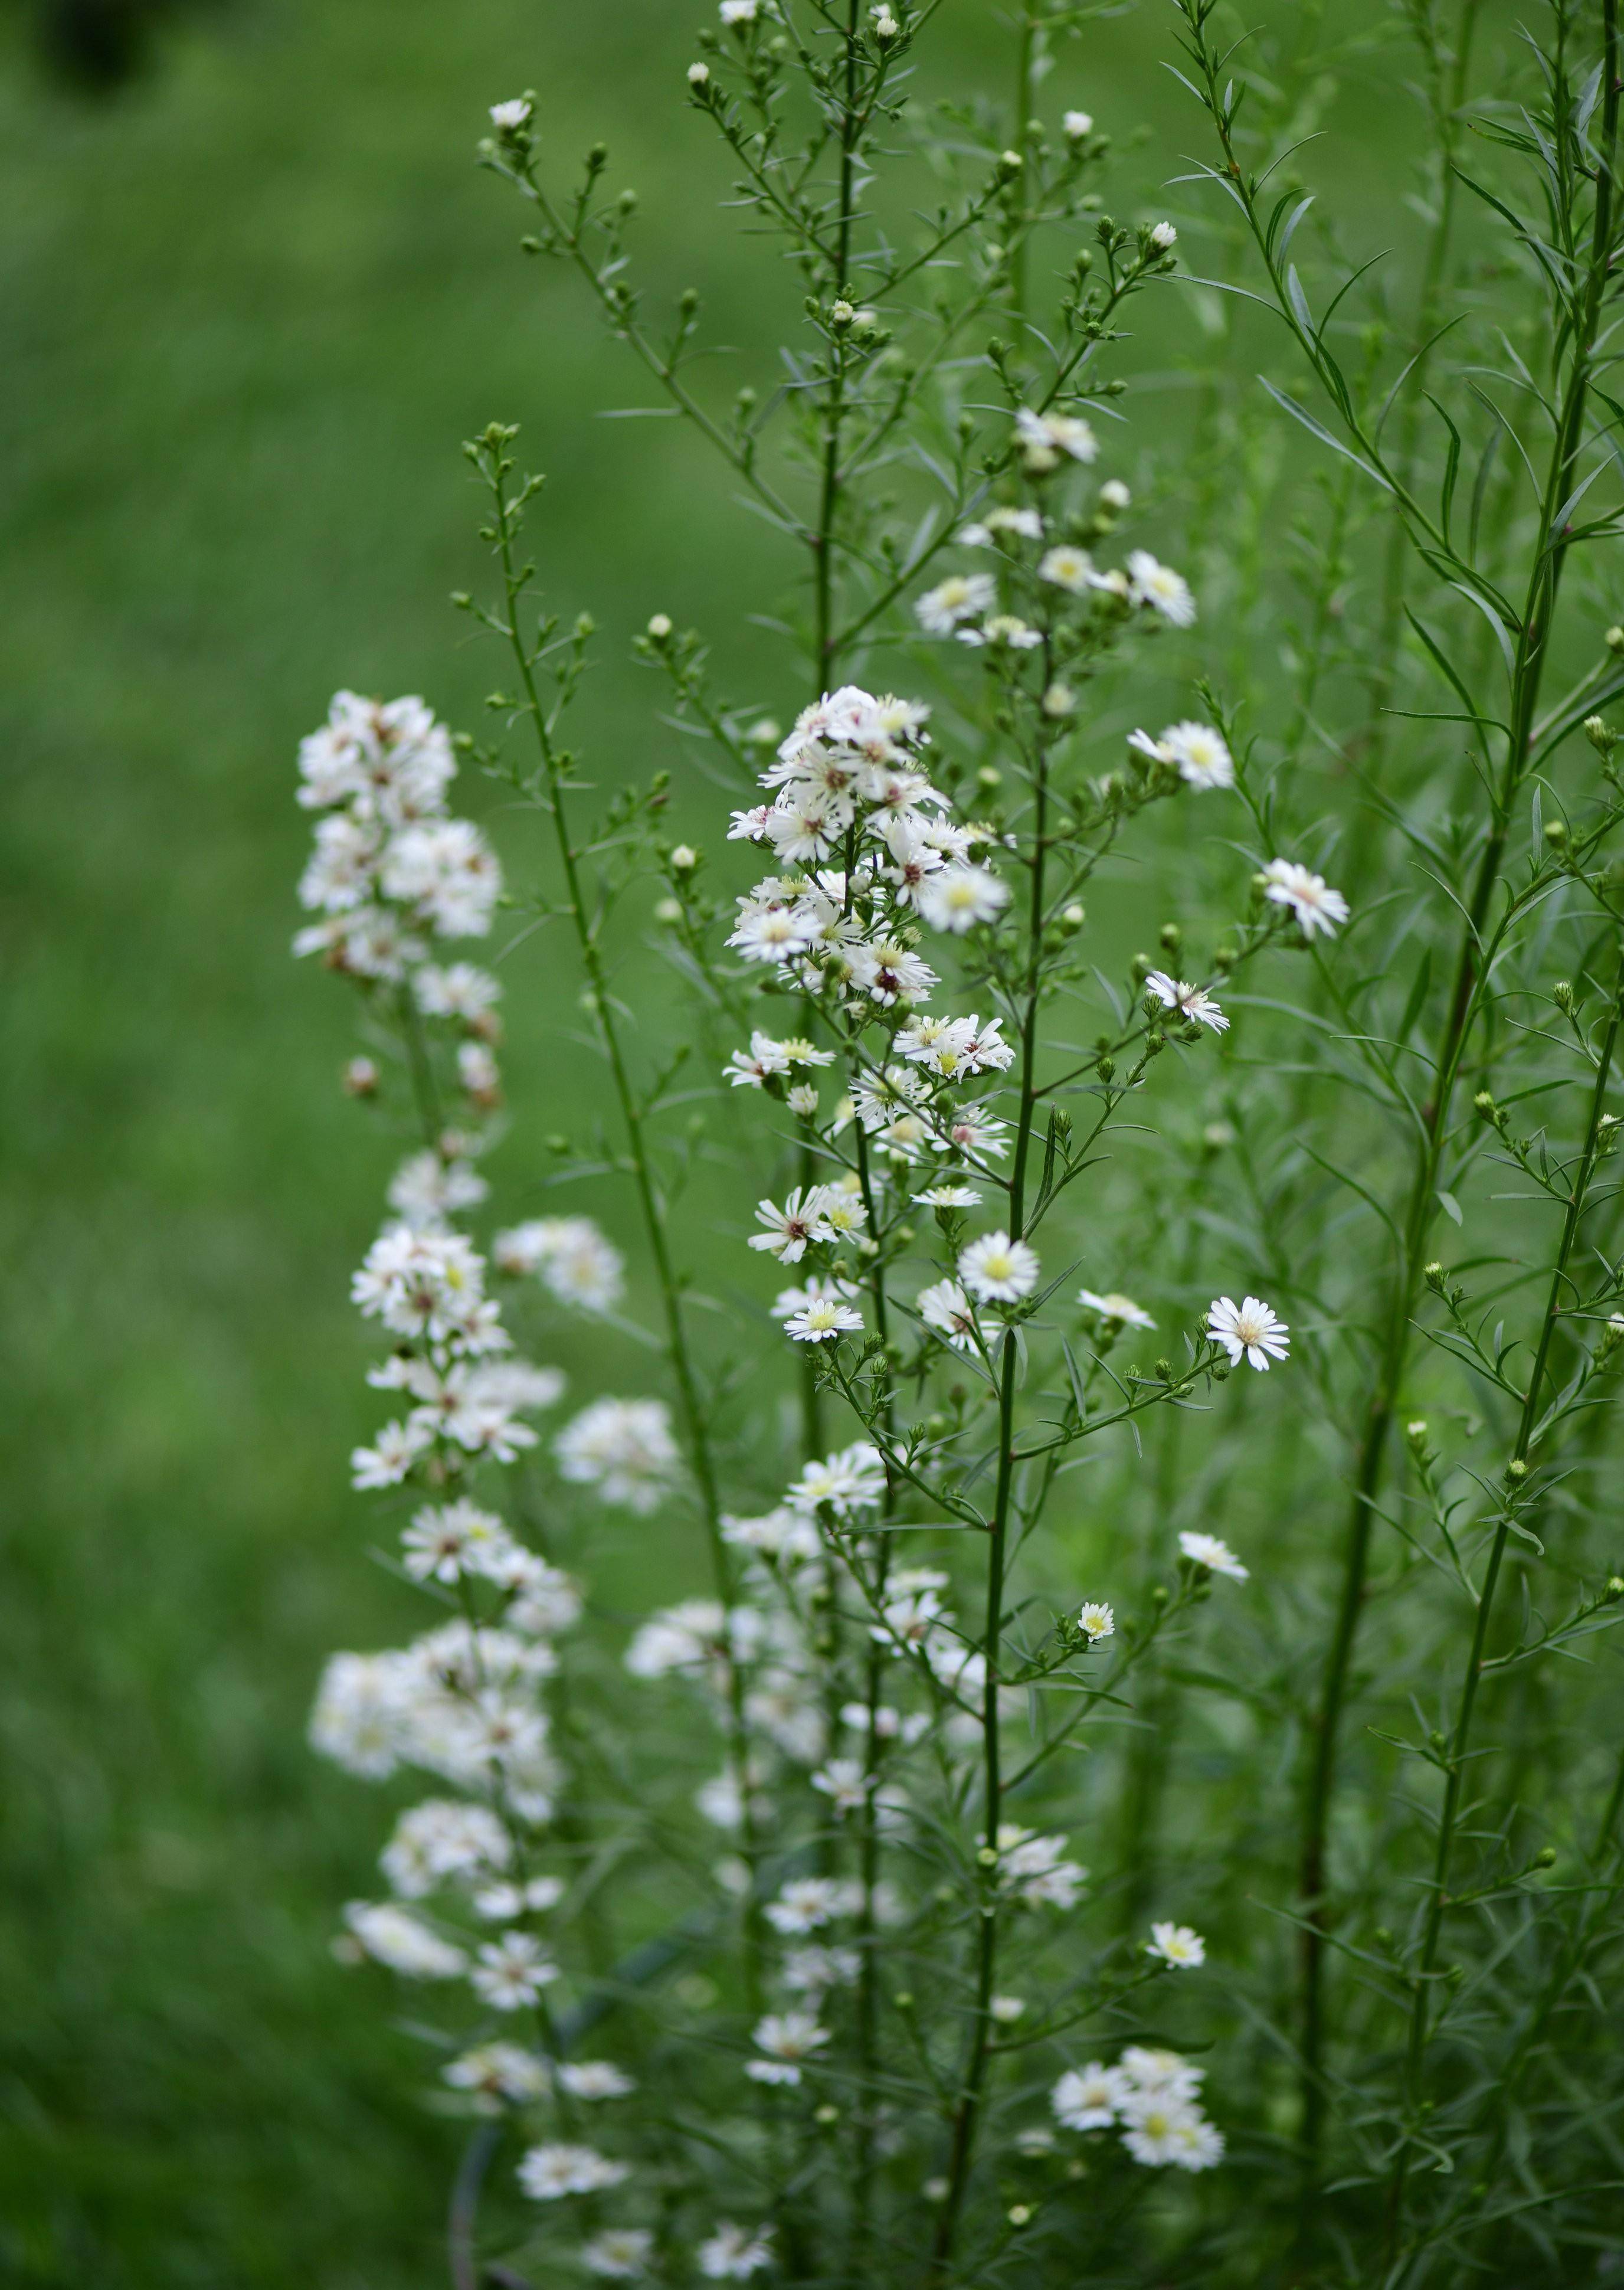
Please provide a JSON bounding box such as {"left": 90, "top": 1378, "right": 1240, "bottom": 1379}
{"left": 0, "top": 2, "right": 1422, "bottom": 2279}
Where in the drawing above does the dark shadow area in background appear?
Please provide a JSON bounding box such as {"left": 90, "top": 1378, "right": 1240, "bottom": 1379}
{"left": 24, "top": 0, "right": 222, "bottom": 90}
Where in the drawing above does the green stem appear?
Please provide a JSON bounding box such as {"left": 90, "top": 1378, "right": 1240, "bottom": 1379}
{"left": 486, "top": 453, "right": 765, "bottom": 2013}
{"left": 928, "top": 699, "right": 1053, "bottom": 2280}
{"left": 1384, "top": 965, "right": 1624, "bottom": 2258}
{"left": 1294, "top": 0, "right": 1619, "bottom": 2176}
{"left": 1363, "top": 0, "right": 1482, "bottom": 768}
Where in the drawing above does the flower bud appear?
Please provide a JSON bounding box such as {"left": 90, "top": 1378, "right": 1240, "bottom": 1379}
{"left": 687, "top": 61, "right": 711, "bottom": 86}
{"left": 670, "top": 844, "right": 698, "bottom": 872}
{"left": 647, "top": 613, "right": 673, "bottom": 640}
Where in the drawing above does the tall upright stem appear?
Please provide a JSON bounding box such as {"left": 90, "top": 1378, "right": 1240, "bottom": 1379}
{"left": 1364, "top": 0, "right": 1483, "bottom": 768}
{"left": 486, "top": 453, "right": 765, "bottom": 2010}
{"left": 929, "top": 698, "right": 1053, "bottom": 2279}
{"left": 1295, "top": 0, "right": 1619, "bottom": 2168}
{"left": 1008, "top": 6, "right": 1039, "bottom": 328}
{"left": 1383, "top": 969, "right": 1623, "bottom": 2255}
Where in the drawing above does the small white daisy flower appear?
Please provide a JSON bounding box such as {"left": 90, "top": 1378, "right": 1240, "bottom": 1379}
{"left": 1262, "top": 858, "right": 1350, "bottom": 939}
{"left": 960, "top": 1231, "right": 1040, "bottom": 1304}
{"left": 1126, "top": 551, "right": 1196, "bottom": 626}
{"left": 1178, "top": 1530, "right": 1249, "bottom": 1582}
{"left": 1145, "top": 971, "right": 1229, "bottom": 1033}
{"left": 1147, "top": 1921, "right": 1206, "bottom": 1969}
{"left": 1078, "top": 1288, "right": 1155, "bottom": 1329}
{"left": 1207, "top": 1293, "right": 1289, "bottom": 1369}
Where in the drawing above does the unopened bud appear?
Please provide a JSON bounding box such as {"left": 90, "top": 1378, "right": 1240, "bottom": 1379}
{"left": 343, "top": 1056, "right": 379, "bottom": 1098}
{"left": 1606, "top": 626, "right": 1624, "bottom": 655}
{"left": 1533, "top": 1846, "right": 1557, "bottom": 1868}
{"left": 646, "top": 613, "right": 673, "bottom": 640}
{"left": 1506, "top": 1457, "right": 1528, "bottom": 1480}
{"left": 1043, "top": 682, "right": 1076, "bottom": 717}
{"left": 687, "top": 61, "right": 711, "bottom": 86}
{"left": 669, "top": 843, "right": 698, "bottom": 872}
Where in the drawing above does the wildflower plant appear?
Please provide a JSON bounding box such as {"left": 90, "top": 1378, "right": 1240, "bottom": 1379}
{"left": 289, "top": 3, "right": 1624, "bottom": 2284}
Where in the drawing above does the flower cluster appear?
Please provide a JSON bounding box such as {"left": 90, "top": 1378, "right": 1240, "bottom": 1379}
{"left": 294, "top": 690, "right": 501, "bottom": 980}
{"left": 1051, "top": 2044, "right": 1224, "bottom": 2172}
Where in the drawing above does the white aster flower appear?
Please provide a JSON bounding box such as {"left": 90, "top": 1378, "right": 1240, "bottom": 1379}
{"left": 517, "top": 2144, "right": 629, "bottom": 2200}
{"left": 1078, "top": 1287, "right": 1155, "bottom": 1329}
{"left": 1207, "top": 1293, "right": 1289, "bottom": 1370}
{"left": 624, "top": 1598, "right": 730, "bottom": 1680}
{"left": 914, "top": 1183, "right": 981, "bottom": 1208}
{"left": 558, "top": 2060, "right": 637, "bottom": 2099}
{"left": 699, "top": 2224, "right": 776, "bottom": 2279}
{"left": 915, "top": 864, "right": 1009, "bottom": 934}
{"left": 787, "top": 1296, "right": 865, "bottom": 1343}
{"left": 959, "top": 1230, "right": 1040, "bottom": 1304}
{"left": 1178, "top": 1529, "right": 1249, "bottom": 1581}
{"left": 1016, "top": 407, "right": 1098, "bottom": 468}
{"left": 1145, "top": 971, "right": 1229, "bottom": 1033}
{"left": 1125, "top": 550, "right": 1196, "bottom": 626}
{"left": 765, "top": 1877, "right": 860, "bottom": 1934}
{"left": 380, "top": 1797, "right": 510, "bottom": 1896}
{"left": 342, "top": 1900, "right": 466, "bottom": 1978}
{"left": 474, "top": 1874, "right": 565, "bottom": 1920}
{"left": 810, "top": 1758, "right": 873, "bottom": 1815}
{"left": 720, "top": 0, "right": 758, "bottom": 18}
{"left": 1052, "top": 2061, "right": 1127, "bottom": 2129}
{"left": 1119, "top": 2094, "right": 1206, "bottom": 2167}
{"left": 400, "top": 1499, "right": 508, "bottom": 1584}
{"left": 488, "top": 97, "right": 531, "bottom": 130}
{"left": 786, "top": 1442, "right": 885, "bottom": 1516}
{"left": 472, "top": 1932, "right": 560, "bottom": 2011}
{"left": 1039, "top": 544, "right": 1095, "bottom": 592}
{"left": 749, "top": 1186, "right": 834, "bottom": 1264}
{"left": 1063, "top": 109, "right": 1094, "bottom": 139}
{"left": 746, "top": 2011, "right": 830, "bottom": 2085}
{"left": 1159, "top": 720, "right": 1233, "bottom": 790}
{"left": 781, "top": 1943, "right": 862, "bottom": 1993}
{"left": 555, "top": 1398, "right": 679, "bottom": 1512}
{"left": 381, "top": 819, "right": 502, "bottom": 938}
{"left": 961, "top": 505, "right": 1044, "bottom": 545}
{"left": 998, "top": 1826, "right": 1088, "bottom": 1909}
{"left": 584, "top": 2230, "right": 654, "bottom": 2279}
{"left": 915, "top": 572, "right": 997, "bottom": 634}
{"left": 959, "top": 611, "right": 1042, "bottom": 649}
{"left": 916, "top": 1276, "right": 979, "bottom": 1353}
{"left": 1262, "top": 857, "right": 1350, "bottom": 938}
{"left": 444, "top": 2042, "right": 549, "bottom": 2111}
{"left": 1150, "top": 220, "right": 1178, "bottom": 249}
{"left": 1147, "top": 1920, "right": 1206, "bottom": 1968}
{"left": 1076, "top": 1601, "right": 1115, "bottom": 1641}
